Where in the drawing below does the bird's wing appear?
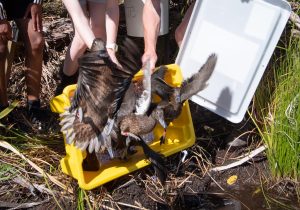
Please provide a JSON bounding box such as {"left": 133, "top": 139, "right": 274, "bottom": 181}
{"left": 151, "top": 65, "right": 174, "bottom": 100}
{"left": 61, "top": 38, "right": 142, "bottom": 154}
{"left": 180, "top": 53, "right": 217, "bottom": 102}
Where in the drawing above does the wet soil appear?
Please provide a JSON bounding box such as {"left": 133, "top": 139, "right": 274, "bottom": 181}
{"left": 98, "top": 102, "right": 299, "bottom": 210}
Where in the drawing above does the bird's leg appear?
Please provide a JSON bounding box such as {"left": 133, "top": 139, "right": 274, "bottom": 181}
{"left": 159, "top": 129, "right": 167, "bottom": 145}
{"left": 154, "top": 108, "right": 168, "bottom": 145}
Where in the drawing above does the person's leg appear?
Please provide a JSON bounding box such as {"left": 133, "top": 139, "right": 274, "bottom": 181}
{"left": 63, "top": 1, "right": 89, "bottom": 76}
{"left": 104, "top": 0, "right": 120, "bottom": 65}
{"left": 175, "top": 2, "right": 195, "bottom": 47}
{"left": 62, "top": 0, "right": 96, "bottom": 49}
{"left": 0, "top": 40, "right": 8, "bottom": 108}
{"left": 15, "top": 18, "right": 44, "bottom": 103}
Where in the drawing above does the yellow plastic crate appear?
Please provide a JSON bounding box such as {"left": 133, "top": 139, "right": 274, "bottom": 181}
{"left": 50, "top": 64, "right": 195, "bottom": 190}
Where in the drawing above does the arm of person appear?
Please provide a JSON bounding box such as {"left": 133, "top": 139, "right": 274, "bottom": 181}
{"left": 105, "top": 0, "right": 121, "bottom": 66}
{"left": 62, "top": 0, "right": 95, "bottom": 49}
{"left": 105, "top": 0, "right": 119, "bottom": 49}
{"left": 142, "top": 0, "right": 161, "bottom": 71}
{"left": 23, "top": 0, "right": 43, "bottom": 32}
{"left": 0, "top": 1, "right": 12, "bottom": 42}
{"left": 175, "top": 2, "right": 195, "bottom": 47}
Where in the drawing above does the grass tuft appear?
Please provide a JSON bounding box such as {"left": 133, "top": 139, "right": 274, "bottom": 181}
{"left": 253, "top": 36, "right": 300, "bottom": 182}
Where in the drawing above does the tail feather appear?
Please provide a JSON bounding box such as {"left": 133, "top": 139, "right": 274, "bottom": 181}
{"left": 138, "top": 136, "right": 167, "bottom": 184}
{"left": 180, "top": 54, "right": 217, "bottom": 102}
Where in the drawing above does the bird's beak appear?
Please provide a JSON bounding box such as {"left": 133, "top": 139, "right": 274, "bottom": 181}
{"left": 121, "top": 131, "right": 128, "bottom": 136}
{"left": 121, "top": 131, "right": 140, "bottom": 141}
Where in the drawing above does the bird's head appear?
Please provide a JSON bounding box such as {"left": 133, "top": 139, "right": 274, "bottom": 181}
{"left": 120, "top": 118, "right": 131, "bottom": 136}
{"left": 90, "top": 38, "right": 106, "bottom": 52}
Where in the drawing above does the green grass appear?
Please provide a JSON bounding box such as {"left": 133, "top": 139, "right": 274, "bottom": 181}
{"left": 253, "top": 37, "right": 300, "bottom": 181}
{"left": 77, "top": 188, "right": 92, "bottom": 210}
{"left": 0, "top": 163, "right": 17, "bottom": 182}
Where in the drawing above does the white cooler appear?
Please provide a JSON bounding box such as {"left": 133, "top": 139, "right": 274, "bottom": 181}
{"left": 176, "top": 0, "right": 291, "bottom": 123}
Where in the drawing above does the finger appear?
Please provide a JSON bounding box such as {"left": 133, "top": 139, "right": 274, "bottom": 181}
{"left": 37, "top": 15, "right": 42, "bottom": 32}
{"left": 2, "top": 30, "right": 13, "bottom": 41}
{"left": 6, "top": 32, "right": 12, "bottom": 41}
{"left": 150, "top": 61, "right": 155, "bottom": 72}
{"left": 32, "top": 14, "right": 37, "bottom": 31}
{"left": 149, "top": 57, "right": 157, "bottom": 73}
{"left": 1, "top": 35, "right": 7, "bottom": 43}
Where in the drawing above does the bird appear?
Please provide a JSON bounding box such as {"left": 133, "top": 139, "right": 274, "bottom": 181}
{"left": 119, "top": 54, "right": 218, "bottom": 144}
{"left": 59, "top": 37, "right": 168, "bottom": 182}
{"left": 106, "top": 67, "right": 170, "bottom": 183}
{"left": 59, "top": 37, "right": 143, "bottom": 161}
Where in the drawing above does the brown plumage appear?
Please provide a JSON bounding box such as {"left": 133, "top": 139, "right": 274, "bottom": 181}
{"left": 59, "top": 38, "right": 168, "bottom": 183}
{"left": 60, "top": 38, "right": 142, "bottom": 156}
{"left": 160, "top": 54, "right": 217, "bottom": 122}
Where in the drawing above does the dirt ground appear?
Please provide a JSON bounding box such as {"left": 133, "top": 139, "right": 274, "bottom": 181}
{"left": 1, "top": 1, "right": 300, "bottom": 210}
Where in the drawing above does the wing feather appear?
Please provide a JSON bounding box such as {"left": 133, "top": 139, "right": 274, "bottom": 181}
{"left": 63, "top": 38, "right": 143, "bottom": 154}
{"left": 180, "top": 54, "right": 217, "bottom": 102}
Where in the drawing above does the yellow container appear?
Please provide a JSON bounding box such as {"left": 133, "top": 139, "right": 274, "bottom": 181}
{"left": 50, "top": 64, "right": 195, "bottom": 190}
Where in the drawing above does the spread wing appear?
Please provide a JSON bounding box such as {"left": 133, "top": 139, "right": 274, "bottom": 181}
{"left": 180, "top": 53, "right": 217, "bottom": 102}
{"left": 60, "top": 38, "right": 142, "bottom": 155}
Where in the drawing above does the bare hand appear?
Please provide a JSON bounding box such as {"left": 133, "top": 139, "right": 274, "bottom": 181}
{"left": 107, "top": 48, "right": 122, "bottom": 69}
{"left": 0, "top": 20, "right": 12, "bottom": 43}
{"left": 141, "top": 50, "right": 157, "bottom": 73}
{"left": 24, "top": 3, "right": 43, "bottom": 32}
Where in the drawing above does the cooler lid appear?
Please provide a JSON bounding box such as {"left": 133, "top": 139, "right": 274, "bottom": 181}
{"left": 176, "top": 0, "right": 291, "bottom": 123}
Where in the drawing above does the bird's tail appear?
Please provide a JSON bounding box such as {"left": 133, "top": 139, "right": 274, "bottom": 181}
{"left": 129, "top": 134, "right": 167, "bottom": 184}
{"left": 180, "top": 54, "right": 217, "bottom": 102}
{"left": 139, "top": 137, "right": 167, "bottom": 184}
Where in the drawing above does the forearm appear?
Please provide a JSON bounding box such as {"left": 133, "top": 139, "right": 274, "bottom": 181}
{"left": 106, "top": 0, "right": 119, "bottom": 45}
{"left": 143, "top": 0, "right": 160, "bottom": 53}
{"left": 62, "top": 0, "right": 95, "bottom": 48}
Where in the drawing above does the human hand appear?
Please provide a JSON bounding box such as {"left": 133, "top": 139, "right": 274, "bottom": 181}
{"left": 107, "top": 48, "right": 122, "bottom": 69}
{"left": 141, "top": 49, "right": 157, "bottom": 73}
{"left": 0, "top": 20, "right": 12, "bottom": 43}
{"left": 24, "top": 3, "right": 43, "bottom": 32}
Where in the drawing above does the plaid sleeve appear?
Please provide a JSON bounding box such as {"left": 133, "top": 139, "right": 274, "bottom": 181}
{"left": 33, "top": 0, "right": 42, "bottom": 4}
{"left": 0, "top": 2, "right": 7, "bottom": 20}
